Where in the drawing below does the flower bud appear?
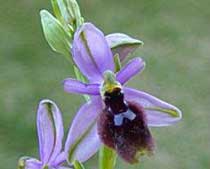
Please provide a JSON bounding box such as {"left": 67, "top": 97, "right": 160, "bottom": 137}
{"left": 40, "top": 10, "right": 72, "bottom": 57}
{"left": 51, "top": 0, "right": 83, "bottom": 29}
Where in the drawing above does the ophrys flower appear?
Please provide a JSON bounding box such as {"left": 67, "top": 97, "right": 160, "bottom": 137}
{"left": 18, "top": 100, "right": 91, "bottom": 168}
{"left": 18, "top": 100, "right": 67, "bottom": 169}
{"left": 64, "top": 23, "right": 182, "bottom": 163}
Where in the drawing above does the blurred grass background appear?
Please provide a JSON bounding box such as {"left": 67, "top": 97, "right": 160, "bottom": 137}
{"left": 0, "top": 0, "right": 210, "bottom": 168}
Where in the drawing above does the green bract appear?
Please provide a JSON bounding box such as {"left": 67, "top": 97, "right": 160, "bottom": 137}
{"left": 40, "top": 10, "right": 72, "bottom": 57}
{"left": 51, "top": 0, "right": 83, "bottom": 29}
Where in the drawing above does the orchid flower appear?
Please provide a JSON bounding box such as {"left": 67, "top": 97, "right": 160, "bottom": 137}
{"left": 63, "top": 23, "right": 182, "bottom": 163}
{"left": 18, "top": 100, "right": 69, "bottom": 169}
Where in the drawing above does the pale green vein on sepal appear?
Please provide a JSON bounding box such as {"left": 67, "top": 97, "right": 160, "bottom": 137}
{"left": 99, "top": 145, "right": 117, "bottom": 169}
{"left": 108, "top": 33, "right": 144, "bottom": 49}
{"left": 112, "top": 41, "right": 143, "bottom": 50}
{"left": 73, "top": 160, "right": 85, "bottom": 169}
{"left": 80, "top": 31, "right": 101, "bottom": 74}
{"left": 45, "top": 102, "right": 57, "bottom": 154}
{"left": 40, "top": 10, "right": 72, "bottom": 60}
{"left": 144, "top": 107, "right": 180, "bottom": 117}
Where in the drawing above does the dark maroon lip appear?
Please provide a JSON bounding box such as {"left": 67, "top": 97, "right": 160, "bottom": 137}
{"left": 98, "top": 87, "right": 154, "bottom": 163}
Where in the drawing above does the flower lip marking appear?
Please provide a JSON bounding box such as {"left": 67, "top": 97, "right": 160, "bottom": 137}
{"left": 114, "top": 110, "right": 136, "bottom": 126}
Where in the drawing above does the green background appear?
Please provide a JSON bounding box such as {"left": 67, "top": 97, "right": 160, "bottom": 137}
{"left": 0, "top": 0, "right": 209, "bottom": 168}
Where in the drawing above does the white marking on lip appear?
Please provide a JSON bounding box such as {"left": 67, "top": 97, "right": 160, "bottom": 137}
{"left": 114, "top": 110, "right": 136, "bottom": 126}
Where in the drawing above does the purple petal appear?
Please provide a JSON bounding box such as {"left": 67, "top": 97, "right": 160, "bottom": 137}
{"left": 106, "top": 33, "right": 143, "bottom": 61}
{"left": 65, "top": 97, "right": 102, "bottom": 163}
{"left": 72, "top": 22, "right": 114, "bottom": 83}
{"left": 72, "top": 124, "right": 101, "bottom": 162}
{"left": 124, "top": 87, "right": 182, "bottom": 127}
{"left": 37, "top": 100, "right": 64, "bottom": 164}
{"left": 63, "top": 78, "right": 100, "bottom": 95}
{"left": 52, "top": 152, "right": 66, "bottom": 166}
{"left": 18, "top": 157, "right": 42, "bottom": 169}
{"left": 116, "top": 57, "right": 145, "bottom": 85}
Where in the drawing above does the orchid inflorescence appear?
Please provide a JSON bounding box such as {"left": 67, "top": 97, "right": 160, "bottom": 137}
{"left": 17, "top": 0, "right": 182, "bottom": 169}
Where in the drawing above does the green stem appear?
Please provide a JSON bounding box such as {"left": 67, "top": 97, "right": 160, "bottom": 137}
{"left": 99, "top": 145, "right": 117, "bottom": 169}
{"left": 73, "top": 160, "right": 85, "bottom": 169}
{"left": 73, "top": 66, "right": 90, "bottom": 101}
{"left": 62, "top": 49, "right": 89, "bottom": 102}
